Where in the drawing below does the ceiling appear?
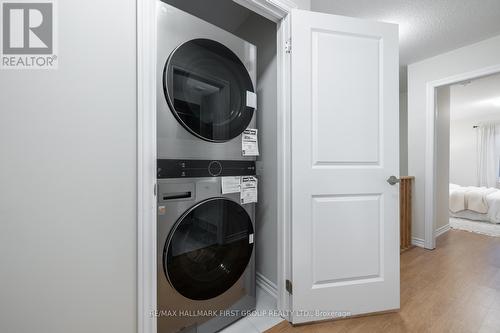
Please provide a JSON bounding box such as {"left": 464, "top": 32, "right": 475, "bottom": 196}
{"left": 311, "top": 0, "right": 500, "bottom": 92}
{"left": 450, "top": 73, "right": 500, "bottom": 122}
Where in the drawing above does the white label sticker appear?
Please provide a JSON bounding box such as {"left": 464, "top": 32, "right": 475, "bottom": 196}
{"left": 241, "top": 176, "right": 258, "bottom": 204}
{"left": 249, "top": 234, "right": 254, "bottom": 244}
{"left": 221, "top": 176, "right": 241, "bottom": 194}
{"left": 242, "top": 128, "right": 259, "bottom": 156}
{"left": 246, "top": 91, "right": 257, "bottom": 109}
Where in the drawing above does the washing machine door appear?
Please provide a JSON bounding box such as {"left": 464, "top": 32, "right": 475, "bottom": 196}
{"left": 164, "top": 198, "right": 254, "bottom": 301}
{"left": 163, "top": 38, "right": 255, "bottom": 142}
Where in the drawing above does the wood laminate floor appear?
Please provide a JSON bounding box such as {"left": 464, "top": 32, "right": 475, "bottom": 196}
{"left": 266, "top": 229, "right": 500, "bottom": 333}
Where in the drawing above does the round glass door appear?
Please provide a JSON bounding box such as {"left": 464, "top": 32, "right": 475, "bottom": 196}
{"left": 164, "top": 198, "right": 254, "bottom": 300}
{"left": 163, "top": 39, "right": 255, "bottom": 142}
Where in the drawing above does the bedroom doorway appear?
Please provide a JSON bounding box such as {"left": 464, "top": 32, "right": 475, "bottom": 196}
{"left": 433, "top": 71, "right": 500, "bottom": 246}
{"left": 423, "top": 64, "right": 500, "bottom": 249}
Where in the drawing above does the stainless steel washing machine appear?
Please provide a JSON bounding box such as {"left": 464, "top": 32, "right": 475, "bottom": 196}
{"left": 157, "top": 2, "right": 257, "bottom": 161}
{"left": 157, "top": 159, "right": 256, "bottom": 333}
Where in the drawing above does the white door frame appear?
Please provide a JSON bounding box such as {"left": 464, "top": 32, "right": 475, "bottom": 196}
{"left": 137, "top": 0, "right": 158, "bottom": 333}
{"left": 137, "top": 1, "right": 295, "bottom": 332}
{"left": 423, "top": 64, "right": 500, "bottom": 249}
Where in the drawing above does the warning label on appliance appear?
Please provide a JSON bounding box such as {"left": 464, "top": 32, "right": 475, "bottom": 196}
{"left": 241, "top": 176, "right": 258, "bottom": 204}
{"left": 242, "top": 129, "right": 259, "bottom": 156}
{"left": 221, "top": 176, "right": 241, "bottom": 194}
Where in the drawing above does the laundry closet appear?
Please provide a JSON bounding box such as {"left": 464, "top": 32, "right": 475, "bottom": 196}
{"left": 144, "top": 0, "right": 401, "bottom": 331}
{"left": 156, "top": 0, "right": 279, "bottom": 332}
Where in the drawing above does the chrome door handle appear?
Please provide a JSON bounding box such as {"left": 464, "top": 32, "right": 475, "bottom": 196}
{"left": 387, "top": 176, "right": 400, "bottom": 186}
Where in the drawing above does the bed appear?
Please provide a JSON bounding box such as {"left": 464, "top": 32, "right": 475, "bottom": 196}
{"left": 449, "top": 183, "right": 500, "bottom": 224}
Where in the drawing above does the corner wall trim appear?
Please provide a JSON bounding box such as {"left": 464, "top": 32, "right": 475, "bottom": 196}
{"left": 412, "top": 226, "right": 449, "bottom": 248}
{"left": 412, "top": 237, "right": 425, "bottom": 248}
{"left": 233, "top": 0, "right": 297, "bottom": 22}
{"left": 256, "top": 272, "right": 278, "bottom": 299}
{"left": 435, "top": 224, "right": 450, "bottom": 238}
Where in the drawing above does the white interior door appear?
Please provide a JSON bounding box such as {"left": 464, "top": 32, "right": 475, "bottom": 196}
{"left": 289, "top": 9, "right": 399, "bottom": 324}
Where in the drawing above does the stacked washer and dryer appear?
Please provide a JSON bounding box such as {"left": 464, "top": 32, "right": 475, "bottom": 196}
{"left": 156, "top": 3, "right": 258, "bottom": 333}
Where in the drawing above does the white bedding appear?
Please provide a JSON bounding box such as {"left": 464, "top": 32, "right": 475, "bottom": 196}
{"left": 449, "top": 184, "right": 500, "bottom": 224}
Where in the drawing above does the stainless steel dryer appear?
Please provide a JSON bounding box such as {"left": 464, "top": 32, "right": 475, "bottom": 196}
{"left": 157, "top": 2, "right": 257, "bottom": 161}
{"left": 157, "top": 159, "right": 256, "bottom": 333}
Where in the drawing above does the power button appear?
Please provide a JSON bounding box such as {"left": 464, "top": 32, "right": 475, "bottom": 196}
{"left": 208, "top": 161, "right": 222, "bottom": 176}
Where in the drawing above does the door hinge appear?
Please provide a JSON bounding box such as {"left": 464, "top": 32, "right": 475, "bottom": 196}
{"left": 285, "top": 39, "right": 291, "bottom": 53}
{"left": 285, "top": 279, "right": 292, "bottom": 294}
{"left": 154, "top": 183, "right": 157, "bottom": 197}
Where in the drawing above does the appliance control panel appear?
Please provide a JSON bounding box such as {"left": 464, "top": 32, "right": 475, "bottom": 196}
{"left": 157, "top": 159, "right": 256, "bottom": 179}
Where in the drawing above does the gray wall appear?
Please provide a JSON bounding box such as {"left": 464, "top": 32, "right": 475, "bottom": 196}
{"left": 435, "top": 86, "right": 451, "bottom": 230}
{"left": 162, "top": 0, "right": 254, "bottom": 32}
{"left": 236, "top": 15, "right": 279, "bottom": 285}
{"left": 0, "top": 1, "right": 137, "bottom": 332}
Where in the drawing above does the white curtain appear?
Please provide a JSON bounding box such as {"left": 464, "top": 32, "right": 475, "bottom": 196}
{"left": 476, "top": 123, "right": 499, "bottom": 188}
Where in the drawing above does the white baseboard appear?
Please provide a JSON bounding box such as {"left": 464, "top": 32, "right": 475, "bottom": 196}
{"left": 411, "top": 225, "right": 450, "bottom": 249}
{"left": 412, "top": 237, "right": 425, "bottom": 248}
{"left": 256, "top": 272, "right": 278, "bottom": 300}
{"left": 435, "top": 224, "right": 450, "bottom": 238}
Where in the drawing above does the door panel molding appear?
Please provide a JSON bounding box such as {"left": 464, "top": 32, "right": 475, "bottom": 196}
{"left": 311, "top": 30, "right": 382, "bottom": 166}
{"left": 311, "top": 194, "right": 383, "bottom": 286}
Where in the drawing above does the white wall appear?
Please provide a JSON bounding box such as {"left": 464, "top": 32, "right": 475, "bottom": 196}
{"left": 435, "top": 86, "right": 450, "bottom": 230}
{"left": 0, "top": 1, "right": 137, "bottom": 333}
{"left": 449, "top": 119, "right": 477, "bottom": 186}
{"left": 400, "top": 92, "right": 408, "bottom": 176}
{"left": 293, "top": 0, "right": 311, "bottom": 10}
{"left": 448, "top": 74, "right": 500, "bottom": 187}
{"left": 408, "top": 34, "right": 500, "bottom": 240}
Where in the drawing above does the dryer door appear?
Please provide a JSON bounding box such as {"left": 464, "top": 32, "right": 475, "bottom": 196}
{"left": 163, "top": 39, "right": 255, "bottom": 142}
{"left": 164, "top": 198, "right": 254, "bottom": 300}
